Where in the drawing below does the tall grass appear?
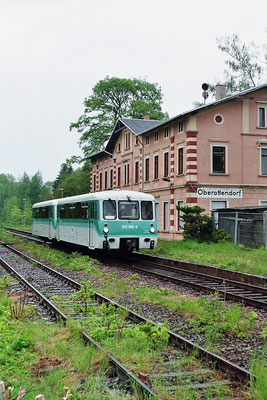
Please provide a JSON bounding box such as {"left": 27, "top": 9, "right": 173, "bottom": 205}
{"left": 143, "top": 239, "right": 267, "bottom": 276}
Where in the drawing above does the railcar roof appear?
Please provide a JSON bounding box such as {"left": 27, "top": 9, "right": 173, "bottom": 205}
{"left": 32, "top": 199, "right": 59, "bottom": 208}
{"left": 33, "top": 190, "right": 155, "bottom": 208}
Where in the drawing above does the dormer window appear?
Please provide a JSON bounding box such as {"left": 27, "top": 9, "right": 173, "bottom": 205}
{"left": 164, "top": 127, "right": 169, "bottom": 139}
{"left": 178, "top": 120, "right": 184, "bottom": 132}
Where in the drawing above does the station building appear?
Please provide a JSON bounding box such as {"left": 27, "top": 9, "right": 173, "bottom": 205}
{"left": 89, "top": 83, "right": 267, "bottom": 240}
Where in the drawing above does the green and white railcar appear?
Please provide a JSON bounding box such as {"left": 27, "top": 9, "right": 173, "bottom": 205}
{"left": 32, "top": 190, "right": 157, "bottom": 251}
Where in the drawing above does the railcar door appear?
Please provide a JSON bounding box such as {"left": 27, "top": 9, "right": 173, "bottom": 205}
{"left": 49, "top": 205, "right": 54, "bottom": 239}
{"left": 88, "top": 201, "right": 95, "bottom": 248}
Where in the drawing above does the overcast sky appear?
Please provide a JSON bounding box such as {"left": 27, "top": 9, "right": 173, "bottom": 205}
{"left": 1, "top": 0, "right": 266, "bottom": 183}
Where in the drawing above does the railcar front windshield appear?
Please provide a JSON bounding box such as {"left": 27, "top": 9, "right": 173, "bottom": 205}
{"left": 103, "top": 200, "right": 116, "bottom": 219}
{"left": 118, "top": 201, "right": 139, "bottom": 220}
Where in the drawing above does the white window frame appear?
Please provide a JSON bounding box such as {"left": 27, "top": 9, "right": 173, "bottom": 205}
{"left": 258, "top": 105, "right": 267, "bottom": 128}
{"left": 177, "top": 146, "right": 184, "bottom": 175}
{"left": 210, "top": 144, "right": 228, "bottom": 174}
{"left": 124, "top": 163, "right": 130, "bottom": 185}
{"left": 145, "top": 134, "right": 150, "bottom": 146}
{"left": 210, "top": 200, "right": 228, "bottom": 226}
{"left": 125, "top": 131, "right": 130, "bottom": 150}
{"left": 153, "top": 153, "right": 159, "bottom": 180}
{"left": 145, "top": 157, "right": 150, "bottom": 182}
{"left": 259, "top": 200, "right": 267, "bottom": 206}
{"left": 260, "top": 147, "right": 267, "bottom": 175}
{"left": 163, "top": 201, "right": 169, "bottom": 231}
{"left": 176, "top": 200, "right": 184, "bottom": 231}
{"left": 93, "top": 174, "right": 96, "bottom": 192}
{"left": 154, "top": 131, "right": 159, "bottom": 143}
{"left": 163, "top": 151, "right": 169, "bottom": 178}
{"left": 164, "top": 127, "right": 169, "bottom": 139}
{"left": 178, "top": 120, "right": 184, "bottom": 133}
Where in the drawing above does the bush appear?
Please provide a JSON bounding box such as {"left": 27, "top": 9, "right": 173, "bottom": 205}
{"left": 177, "top": 205, "right": 214, "bottom": 242}
{"left": 212, "top": 229, "right": 232, "bottom": 243}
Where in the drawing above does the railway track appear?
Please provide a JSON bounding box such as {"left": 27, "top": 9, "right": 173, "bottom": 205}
{"left": 0, "top": 240, "right": 255, "bottom": 399}
{"left": 5, "top": 227, "right": 267, "bottom": 311}
{"left": 111, "top": 253, "right": 267, "bottom": 311}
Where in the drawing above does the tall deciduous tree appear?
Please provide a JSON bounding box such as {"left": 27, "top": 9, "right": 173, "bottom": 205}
{"left": 212, "top": 34, "right": 265, "bottom": 96}
{"left": 70, "top": 76, "right": 167, "bottom": 156}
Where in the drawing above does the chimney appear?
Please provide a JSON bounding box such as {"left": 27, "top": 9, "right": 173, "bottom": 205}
{"left": 215, "top": 84, "right": 226, "bottom": 101}
{"left": 143, "top": 114, "right": 150, "bottom": 120}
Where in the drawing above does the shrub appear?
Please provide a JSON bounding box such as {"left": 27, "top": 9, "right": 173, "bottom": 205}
{"left": 176, "top": 205, "right": 214, "bottom": 242}
{"left": 212, "top": 229, "right": 232, "bottom": 243}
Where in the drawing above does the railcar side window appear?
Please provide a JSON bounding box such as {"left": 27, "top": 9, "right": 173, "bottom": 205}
{"left": 33, "top": 207, "right": 49, "bottom": 219}
{"left": 141, "top": 201, "right": 153, "bottom": 220}
{"left": 118, "top": 201, "right": 139, "bottom": 220}
{"left": 103, "top": 200, "right": 116, "bottom": 220}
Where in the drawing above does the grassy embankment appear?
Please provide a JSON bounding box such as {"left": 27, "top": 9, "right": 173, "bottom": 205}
{"left": 143, "top": 239, "right": 267, "bottom": 277}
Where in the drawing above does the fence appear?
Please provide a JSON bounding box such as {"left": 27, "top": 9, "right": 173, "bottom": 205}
{"left": 216, "top": 210, "right": 267, "bottom": 248}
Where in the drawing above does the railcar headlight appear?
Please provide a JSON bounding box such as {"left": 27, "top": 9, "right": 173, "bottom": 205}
{"left": 103, "top": 227, "right": 109, "bottom": 234}
{"left": 150, "top": 227, "right": 155, "bottom": 234}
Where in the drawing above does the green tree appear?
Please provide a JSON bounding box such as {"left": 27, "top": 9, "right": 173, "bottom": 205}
{"left": 7, "top": 205, "right": 24, "bottom": 226}
{"left": 70, "top": 76, "right": 168, "bottom": 156}
{"left": 210, "top": 34, "right": 265, "bottom": 96}
{"left": 176, "top": 205, "right": 214, "bottom": 242}
{"left": 53, "top": 159, "right": 90, "bottom": 198}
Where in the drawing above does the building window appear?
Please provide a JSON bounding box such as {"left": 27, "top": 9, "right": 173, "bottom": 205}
{"left": 258, "top": 106, "right": 267, "bottom": 127}
{"left": 93, "top": 174, "right": 96, "bottom": 192}
{"left": 135, "top": 161, "right": 139, "bottom": 184}
{"left": 145, "top": 158, "right": 150, "bottom": 181}
{"left": 163, "top": 152, "right": 169, "bottom": 177}
{"left": 117, "top": 142, "right": 121, "bottom": 152}
{"left": 145, "top": 135, "right": 150, "bottom": 146}
{"left": 124, "top": 163, "right": 129, "bottom": 185}
{"left": 117, "top": 166, "right": 121, "bottom": 187}
{"left": 125, "top": 132, "right": 130, "bottom": 149}
{"left": 177, "top": 147, "right": 184, "bottom": 175}
{"left": 163, "top": 202, "right": 169, "bottom": 231}
{"left": 261, "top": 148, "right": 267, "bottom": 175}
{"left": 154, "top": 154, "right": 159, "bottom": 180}
{"left": 135, "top": 136, "right": 139, "bottom": 145}
{"left": 164, "top": 127, "right": 169, "bottom": 138}
{"left": 99, "top": 172, "right": 102, "bottom": 191}
{"left": 212, "top": 146, "right": 226, "bottom": 173}
{"left": 211, "top": 200, "right": 227, "bottom": 226}
{"left": 110, "top": 169, "right": 113, "bottom": 188}
{"left": 177, "top": 200, "right": 184, "bottom": 231}
{"left": 154, "top": 131, "right": 159, "bottom": 142}
{"left": 178, "top": 120, "right": 184, "bottom": 132}
{"left": 214, "top": 114, "right": 224, "bottom": 125}
{"left": 104, "top": 171, "right": 108, "bottom": 189}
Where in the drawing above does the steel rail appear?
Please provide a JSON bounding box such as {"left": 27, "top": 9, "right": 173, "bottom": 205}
{"left": 117, "top": 258, "right": 267, "bottom": 311}
{"left": 0, "top": 252, "right": 160, "bottom": 400}
{"left": 0, "top": 241, "right": 254, "bottom": 384}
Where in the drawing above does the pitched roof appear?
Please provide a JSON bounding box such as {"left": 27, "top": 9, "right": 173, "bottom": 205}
{"left": 120, "top": 118, "right": 163, "bottom": 134}
{"left": 88, "top": 82, "right": 267, "bottom": 159}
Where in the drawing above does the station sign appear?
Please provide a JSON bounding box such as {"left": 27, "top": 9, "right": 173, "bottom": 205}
{"left": 197, "top": 187, "right": 243, "bottom": 199}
